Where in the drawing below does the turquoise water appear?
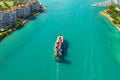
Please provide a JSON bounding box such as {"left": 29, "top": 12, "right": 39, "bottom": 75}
{"left": 0, "top": 0, "right": 120, "bottom": 80}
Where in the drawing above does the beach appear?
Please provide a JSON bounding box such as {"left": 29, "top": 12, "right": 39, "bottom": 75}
{"left": 100, "top": 10, "right": 120, "bottom": 31}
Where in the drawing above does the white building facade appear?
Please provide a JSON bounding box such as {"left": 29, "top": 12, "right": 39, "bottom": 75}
{"left": 16, "top": 5, "right": 30, "bottom": 18}
{"left": 108, "top": 0, "right": 120, "bottom": 4}
{"left": 0, "top": 0, "right": 42, "bottom": 29}
{"left": 117, "top": 0, "right": 120, "bottom": 4}
{"left": 29, "top": 2, "right": 41, "bottom": 12}
{"left": 0, "top": 10, "right": 16, "bottom": 29}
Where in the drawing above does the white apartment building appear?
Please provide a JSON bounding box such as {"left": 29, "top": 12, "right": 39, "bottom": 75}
{"left": 29, "top": 3, "right": 40, "bottom": 12}
{"left": 0, "top": 10, "right": 16, "bottom": 29}
{"left": 108, "top": 0, "right": 120, "bottom": 4}
{"left": 16, "top": 4, "right": 30, "bottom": 18}
{"left": 117, "top": 0, "right": 120, "bottom": 4}
{"left": 0, "top": 0, "right": 42, "bottom": 29}
{"left": 29, "top": 0, "right": 41, "bottom": 12}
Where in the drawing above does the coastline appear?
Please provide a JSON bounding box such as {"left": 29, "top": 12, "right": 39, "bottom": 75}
{"left": 0, "top": 7, "right": 46, "bottom": 41}
{"left": 100, "top": 10, "right": 120, "bottom": 32}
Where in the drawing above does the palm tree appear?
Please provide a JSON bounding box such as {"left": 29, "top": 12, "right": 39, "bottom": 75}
{"left": 13, "top": 0, "right": 17, "bottom": 6}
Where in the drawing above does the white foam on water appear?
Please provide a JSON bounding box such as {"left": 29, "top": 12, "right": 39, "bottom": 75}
{"left": 56, "top": 63, "right": 60, "bottom": 80}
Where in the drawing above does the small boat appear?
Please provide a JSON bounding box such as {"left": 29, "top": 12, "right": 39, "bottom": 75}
{"left": 54, "top": 35, "right": 64, "bottom": 62}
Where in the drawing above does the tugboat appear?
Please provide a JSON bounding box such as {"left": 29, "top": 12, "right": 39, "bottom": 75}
{"left": 54, "top": 35, "right": 64, "bottom": 62}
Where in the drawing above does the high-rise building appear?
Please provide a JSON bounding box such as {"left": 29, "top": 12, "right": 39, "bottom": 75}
{"left": 117, "top": 0, "right": 120, "bottom": 4}
{"left": 109, "top": 0, "right": 117, "bottom": 4}
{"left": 109, "top": 0, "right": 120, "bottom": 4}
{"left": 114, "top": 0, "right": 117, "bottom": 4}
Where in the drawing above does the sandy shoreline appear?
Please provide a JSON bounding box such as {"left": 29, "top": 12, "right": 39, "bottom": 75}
{"left": 100, "top": 10, "right": 120, "bottom": 31}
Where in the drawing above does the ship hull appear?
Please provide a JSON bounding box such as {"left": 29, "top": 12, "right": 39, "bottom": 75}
{"left": 54, "top": 35, "right": 64, "bottom": 62}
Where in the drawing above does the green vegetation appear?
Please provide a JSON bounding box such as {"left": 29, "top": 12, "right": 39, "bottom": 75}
{"left": 30, "top": 12, "right": 37, "bottom": 15}
{"left": 0, "top": 1, "right": 13, "bottom": 10}
{"left": 13, "top": 1, "right": 22, "bottom": 6}
{"left": 14, "top": 19, "right": 23, "bottom": 28}
{"left": 0, "top": 19, "right": 23, "bottom": 40}
{"left": 0, "top": 29, "right": 12, "bottom": 40}
{"left": 106, "top": 3, "right": 120, "bottom": 25}
{"left": 0, "top": 0, "right": 43, "bottom": 41}
{"left": 0, "top": 0, "right": 29, "bottom": 10}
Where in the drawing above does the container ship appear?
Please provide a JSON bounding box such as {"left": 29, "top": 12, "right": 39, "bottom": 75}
{"left": 54, "top": 35, "right": 64, "bottom": 62}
